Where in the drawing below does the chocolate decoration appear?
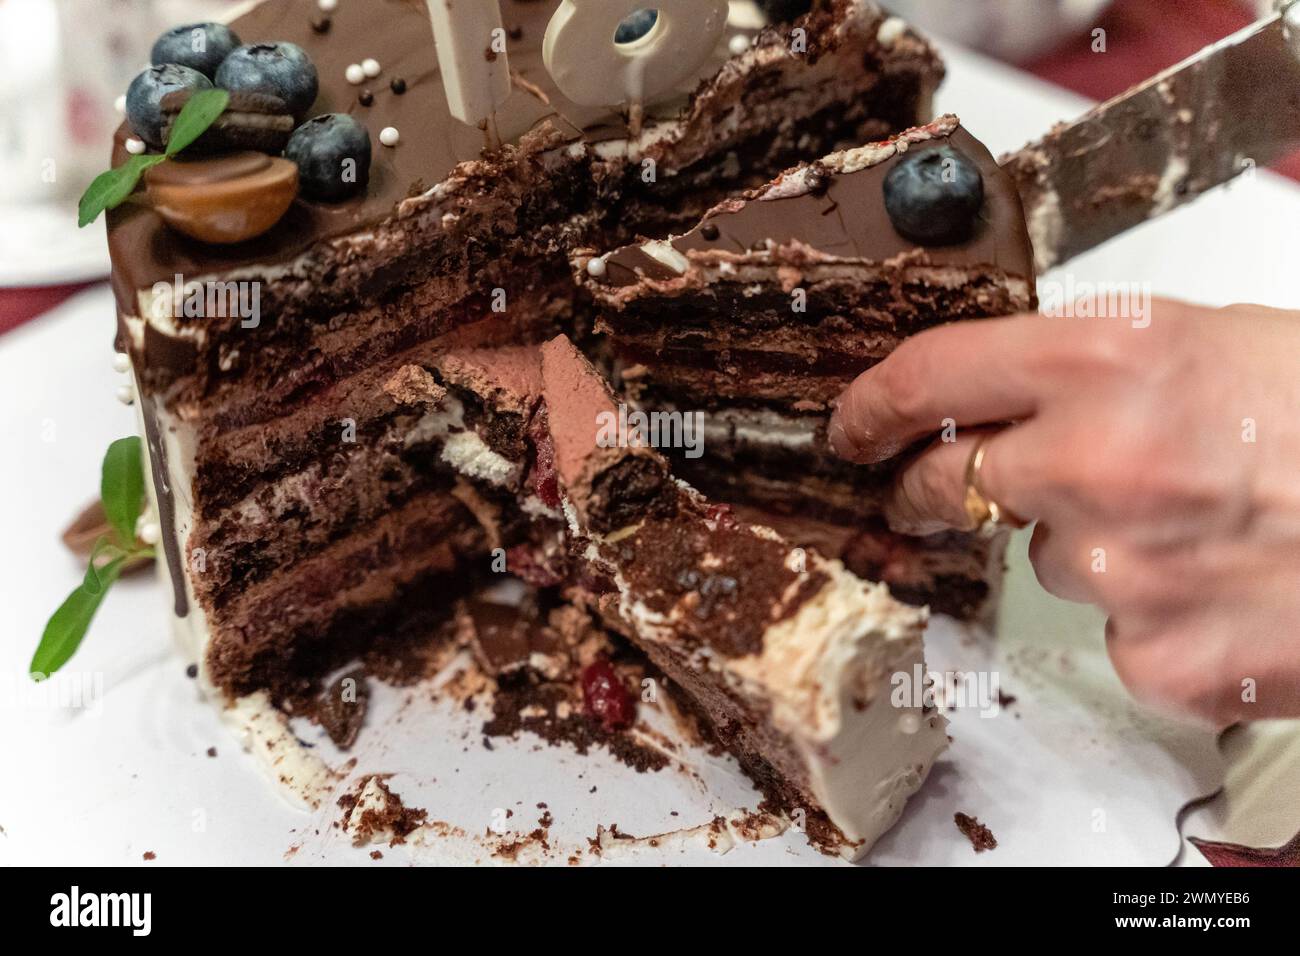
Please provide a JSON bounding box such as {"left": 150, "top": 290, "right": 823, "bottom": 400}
{"left": 145, "top": 152, "right": 300, "bottom": 244}
{"left": 602, "top": 125, "right": 1034, "bottom": 286}
{"left": 108, "top": 0, "right": 752, "bottom": 313}
{"left": 139, "top": 392, "right": 188, "bottom": 617}
{"left": 160, "top": 89, "right": 296, "bottom": 155}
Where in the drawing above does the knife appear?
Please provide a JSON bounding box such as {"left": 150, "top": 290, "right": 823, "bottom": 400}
{"left": 1001, "top": 1, "right": 1300, "bottom": 273}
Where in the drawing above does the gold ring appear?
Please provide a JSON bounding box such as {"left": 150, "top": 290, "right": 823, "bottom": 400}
{"left": 963, "top": 433, "right": 1022, "bottom": 535}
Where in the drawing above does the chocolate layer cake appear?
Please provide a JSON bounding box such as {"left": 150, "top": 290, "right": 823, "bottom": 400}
{"left": 415, "top": 335, "right": 948, "bottom": 858}
{"left": 580, "top": 115, "right": 1037, "bottom": 615}
{"left": 111, "top": 0, "right": 943, "bottom": 696}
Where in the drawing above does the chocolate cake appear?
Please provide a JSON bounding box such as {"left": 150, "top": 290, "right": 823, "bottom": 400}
{"left": 111, "top": 0, "right": 943, "bottom": 696}
{"left": 100, "top": 0, "right": 968, "bottom": 858}
{"left": 579, "top": 115, "right": 1038, "bottom": 616}
{"left": 414, "top": 334, "right": 947, "bottom": 857}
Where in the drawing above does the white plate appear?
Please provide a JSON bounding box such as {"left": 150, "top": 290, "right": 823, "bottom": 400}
{"left": 2, "top": 42, "right": 1298, "bottom": 866}
{"left": 0, "top": 200, "right": 111, "bottom": 288}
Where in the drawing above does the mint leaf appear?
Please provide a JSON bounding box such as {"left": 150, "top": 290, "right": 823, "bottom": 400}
{"left": 30, "top": 555, "right": 128, "bottom": 679}
{"left": 101, "top": 436, "right": 146, "bottom": 546}
{"left": 77, "top": 154, "right": 165, "bottom": 228}
{"left": 165, "top": 88, "right": 230, "bottom": 157}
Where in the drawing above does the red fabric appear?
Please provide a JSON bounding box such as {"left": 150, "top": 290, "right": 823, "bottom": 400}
{"left": 0, "top": 282, "right": 101, "bottom": 337}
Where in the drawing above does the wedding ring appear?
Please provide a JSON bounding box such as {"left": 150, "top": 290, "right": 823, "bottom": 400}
{"left": 963, "top": 433, "right": 1023, "bottom": 535}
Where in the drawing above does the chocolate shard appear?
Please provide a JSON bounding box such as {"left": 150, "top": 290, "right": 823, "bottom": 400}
{"left": 317, "top": 668, "right": 370, "bottom": 750}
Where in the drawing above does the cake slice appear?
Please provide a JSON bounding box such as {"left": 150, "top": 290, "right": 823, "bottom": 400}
{"left": 425, "top": 335, "right": 947, "bottom": 859}
{"left": 578, "top": 115, "right": 1037, "bottom": 616}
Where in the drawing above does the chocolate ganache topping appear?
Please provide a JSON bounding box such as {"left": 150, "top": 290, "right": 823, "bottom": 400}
{"left": 107, "top": 0, "right": 760, "bottom": 313}
{"left": 600, "top": 120, "right": 1035, "bottom": 286}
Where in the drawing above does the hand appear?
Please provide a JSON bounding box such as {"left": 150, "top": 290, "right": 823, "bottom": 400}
{"left": 828, "top": 299, "right": 1300, "bottom": 725}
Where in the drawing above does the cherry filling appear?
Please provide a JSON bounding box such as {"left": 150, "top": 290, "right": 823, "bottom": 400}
{"left": 527, "top": 407, "right": 561, "bottom": 510}
{"left": 581, "top": 659, "right": 635, "bottom": 731}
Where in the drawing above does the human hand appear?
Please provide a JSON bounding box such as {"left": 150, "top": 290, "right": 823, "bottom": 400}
{"left": 828, "top": 299, "right": 1300, "bottom": 725}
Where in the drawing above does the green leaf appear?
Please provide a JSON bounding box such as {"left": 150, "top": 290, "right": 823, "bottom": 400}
{"left": 101, "top": 437, "right": 146, "bottom": 546}
{"left": 77, "top": 153, "right": 164, "bottom": 228}
{"left": 30, "top": 556, "right": 128, "bottom": 679}
{"left": 75, "top": 88, "right": 229, "bottom": 228}
{"left": 165, "top": 88, "right": 230, "bottom": 157}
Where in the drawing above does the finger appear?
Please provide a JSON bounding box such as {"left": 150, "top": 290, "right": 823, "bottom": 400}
{"left": 829, "top": 315, "right": 1052, "bottom": 465}
{"left": 883, "top": 424, "right": 1046, "bottom": 535}
{"left": 1026, "top": 522, "right": 1105, "bottom": 605}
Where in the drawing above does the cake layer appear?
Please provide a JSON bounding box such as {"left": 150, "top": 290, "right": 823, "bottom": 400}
{"left": 205, "top": 491, "right": 485, "bottom": 695}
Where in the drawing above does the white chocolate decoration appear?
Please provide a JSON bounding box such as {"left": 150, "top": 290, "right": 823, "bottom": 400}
{"left": 543, "top": 0, "right": 729, "bottom": 110}
{"left": 425, "top": 0, "right": 512, "bottom": 131}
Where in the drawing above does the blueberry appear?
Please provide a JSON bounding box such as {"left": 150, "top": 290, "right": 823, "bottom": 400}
{"left": 125, "top": 64, "right": 213, "bottom": 148}
{"left": 216, "top": 43, "right": 319, "bottom": 120}
{"left": 614, "top": 9, "right": 658, "bottom": 44}
{"left": 882, "top": 146, "right": 985, "bottom": 246}
{"left": 284, "top": 114, "right": 372, "bottom": 200}
{"left": 150, "top": 23, "right": 242, "bottom": 78}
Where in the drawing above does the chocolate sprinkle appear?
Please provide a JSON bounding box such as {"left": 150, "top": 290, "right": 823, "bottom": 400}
{"left": 311, "top": 16, "right": 331, "bottom": 34}
{"left": 359, "top": 89, "right": 374, "bottom": 106}
{"left": 390, "top": 77, "right": 407, "bottom": 95}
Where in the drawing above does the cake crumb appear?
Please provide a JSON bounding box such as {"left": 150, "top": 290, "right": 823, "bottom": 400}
{"left": 384, "top": 364, "right": 446, "bottom": 407}
{"left": 954, "top": 812, "right": 997, "bottom": 852}
{"left": 142, "top": 851, "right": 156, "bottom": 861}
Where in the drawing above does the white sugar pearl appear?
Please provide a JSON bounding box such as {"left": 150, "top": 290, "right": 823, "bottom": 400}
{"left": 125, "top": 138, "right": 146, "bottom": 155}
{"left": 116, "top": 384, "right": 135, "bottom": 406}
{"left": 113, "top": 352, "right": 131, "bottom": 373}
{"left": 138, "top": 521, "right": 161, "bottom": 545}
{"left": 728, "top": 34, "right": 750, "bottom": 56}
{"left": 379, "top": 126, "right": 400, "bottom": 147}
{"left": 362, "top": 58, "right": 381, "bottom": 78}
{"left": 345, "top": 63, "right": 366, "bottom": 85}
{"left": 318, "top": 0, "right": 338, "bottom": 11}
{"left": 897, "top": 713, "right": 920, "bottom": 735}
{"left": 114, "top": 94, "right": 126, "bottom": 114}
{"left": 586, "top": 257, "right": 607, "bottom": 278}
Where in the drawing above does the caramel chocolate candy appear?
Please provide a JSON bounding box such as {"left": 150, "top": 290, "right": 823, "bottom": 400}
{"left": 145, "top": 152, "right": 298, "bottom": 244}
{"left": 160, "top": 89, "right": 296, "bottom": 154}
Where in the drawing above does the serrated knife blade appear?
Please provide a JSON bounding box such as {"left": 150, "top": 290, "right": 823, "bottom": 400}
{"left": 1001, "top": 3, "right": 1300, "bottom": 273}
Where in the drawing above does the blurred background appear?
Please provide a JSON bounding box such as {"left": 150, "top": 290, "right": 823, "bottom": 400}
{"left": 0, "top": 0, "right": 1289, "bottom": 331}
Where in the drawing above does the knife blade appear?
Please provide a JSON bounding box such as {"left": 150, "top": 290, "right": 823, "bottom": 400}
{"left": 1001, "top": 3, "right": 1300, "bottom": 273}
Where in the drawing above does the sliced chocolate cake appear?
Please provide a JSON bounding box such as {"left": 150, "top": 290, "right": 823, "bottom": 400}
{"left": 110, "top": 0, "right": 944, "bottom": 698}
{"left": 579, "top": 115, "right": 1037, "bottom": 616}
{"left": 418, "top": 335, "right": 947, "bottom": 858}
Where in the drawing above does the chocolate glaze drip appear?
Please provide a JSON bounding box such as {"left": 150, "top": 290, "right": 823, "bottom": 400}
{"left": 603, "top": 125, "right": 1035, "bottom": 286}
{"left": 139, "top": 391, "right": 188, "bottom": 616}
